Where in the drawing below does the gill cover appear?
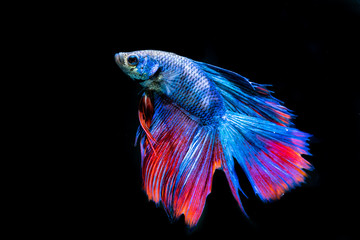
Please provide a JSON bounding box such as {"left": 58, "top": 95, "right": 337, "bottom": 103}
{"left": 134, "top": 55, "right": 160, "bottom": 80}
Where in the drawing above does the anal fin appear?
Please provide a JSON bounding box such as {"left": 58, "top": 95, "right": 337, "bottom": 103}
{"left": 138, "top": 95, "right": 223, "bottom": 227}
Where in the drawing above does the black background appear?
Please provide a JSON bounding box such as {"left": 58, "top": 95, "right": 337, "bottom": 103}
{"left": 55, "top": 1, "right": 359, "bottom": 239}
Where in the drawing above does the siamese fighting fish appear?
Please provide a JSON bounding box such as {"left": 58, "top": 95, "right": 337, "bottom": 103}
{"left": 115, "top": 50, "right": 312, "bottom": 227}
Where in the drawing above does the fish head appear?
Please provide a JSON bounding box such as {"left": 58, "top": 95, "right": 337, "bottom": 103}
{"left": 115, "top": 51, "right": 160, "bottom": 81}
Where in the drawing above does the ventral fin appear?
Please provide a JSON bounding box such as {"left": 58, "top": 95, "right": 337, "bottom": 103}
{"left": 138, "top": 92, "right": 156, "bottom": 154}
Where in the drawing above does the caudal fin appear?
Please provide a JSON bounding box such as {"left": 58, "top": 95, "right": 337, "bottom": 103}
{"left": 219, "top": 111, "right": 312, "bottom": 202}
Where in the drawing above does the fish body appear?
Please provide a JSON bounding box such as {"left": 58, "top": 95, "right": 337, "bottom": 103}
{"left": 117, "top": 50, "right": 224, "bottom": 124}
{"left": 115, "top": 50, "right": 312, "bottom": 227}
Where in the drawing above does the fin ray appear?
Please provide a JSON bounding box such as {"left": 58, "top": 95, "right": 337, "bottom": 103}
{"left": 139, "top": 94, "right": 223, "bottom": 227}
{"left": 196, "top": 60, "right": 294, "bottom": 126}
{"left": 219, "top": 112, "right": 312, "bottom": 201}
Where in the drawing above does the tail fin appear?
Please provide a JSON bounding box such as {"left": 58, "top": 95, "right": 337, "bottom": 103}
{"left": 219, "top": 111, "right": 312, "bottom": 201}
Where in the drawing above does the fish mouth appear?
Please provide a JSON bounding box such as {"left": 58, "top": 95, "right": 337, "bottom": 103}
{"left": 114, "top": 53, "right": 124, "bottom": 65}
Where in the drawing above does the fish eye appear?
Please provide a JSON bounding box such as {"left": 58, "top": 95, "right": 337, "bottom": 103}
{"left": 127, "top": 55, "right": 139, "bottom": 66}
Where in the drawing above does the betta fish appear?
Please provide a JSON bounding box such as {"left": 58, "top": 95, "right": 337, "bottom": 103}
{"left": 115, "top": 50, "right": 312, "bottom": 227}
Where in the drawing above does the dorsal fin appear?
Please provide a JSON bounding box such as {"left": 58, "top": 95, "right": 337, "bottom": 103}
{"left": 195, "top": 60, "right": 254, "bottom": 91}
{"left": 196, "top": 60, "right": 293, "bottom": 127}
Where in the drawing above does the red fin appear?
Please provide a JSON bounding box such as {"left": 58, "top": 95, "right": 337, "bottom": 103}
{"left": 172, "top": 129, "right": 222, "bottom": 227}
{"left": 139, "top": 95, "right": 222, "bottom": 227}
{"left": 245, "top": 138, "right": 312, "bottom": 201}
{"left": 138, "top": 93, "right": 156, "bottom": 154}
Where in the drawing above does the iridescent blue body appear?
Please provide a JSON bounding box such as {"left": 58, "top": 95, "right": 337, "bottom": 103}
{"left": 115, "top": 50, "right": 312, "bottom": 227}
{"left": 117, "top": 50, "right": 225, "bottom": 124}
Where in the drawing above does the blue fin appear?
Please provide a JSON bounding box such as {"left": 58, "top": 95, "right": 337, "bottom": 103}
{"left": 196, "top": 61, "right": 294, "bottom": 127}
{"left": 195, "top": 60, "right": 254, "bottom": 91}
{"left": 219, "top": 112, "right": 312, "bottom": 201}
